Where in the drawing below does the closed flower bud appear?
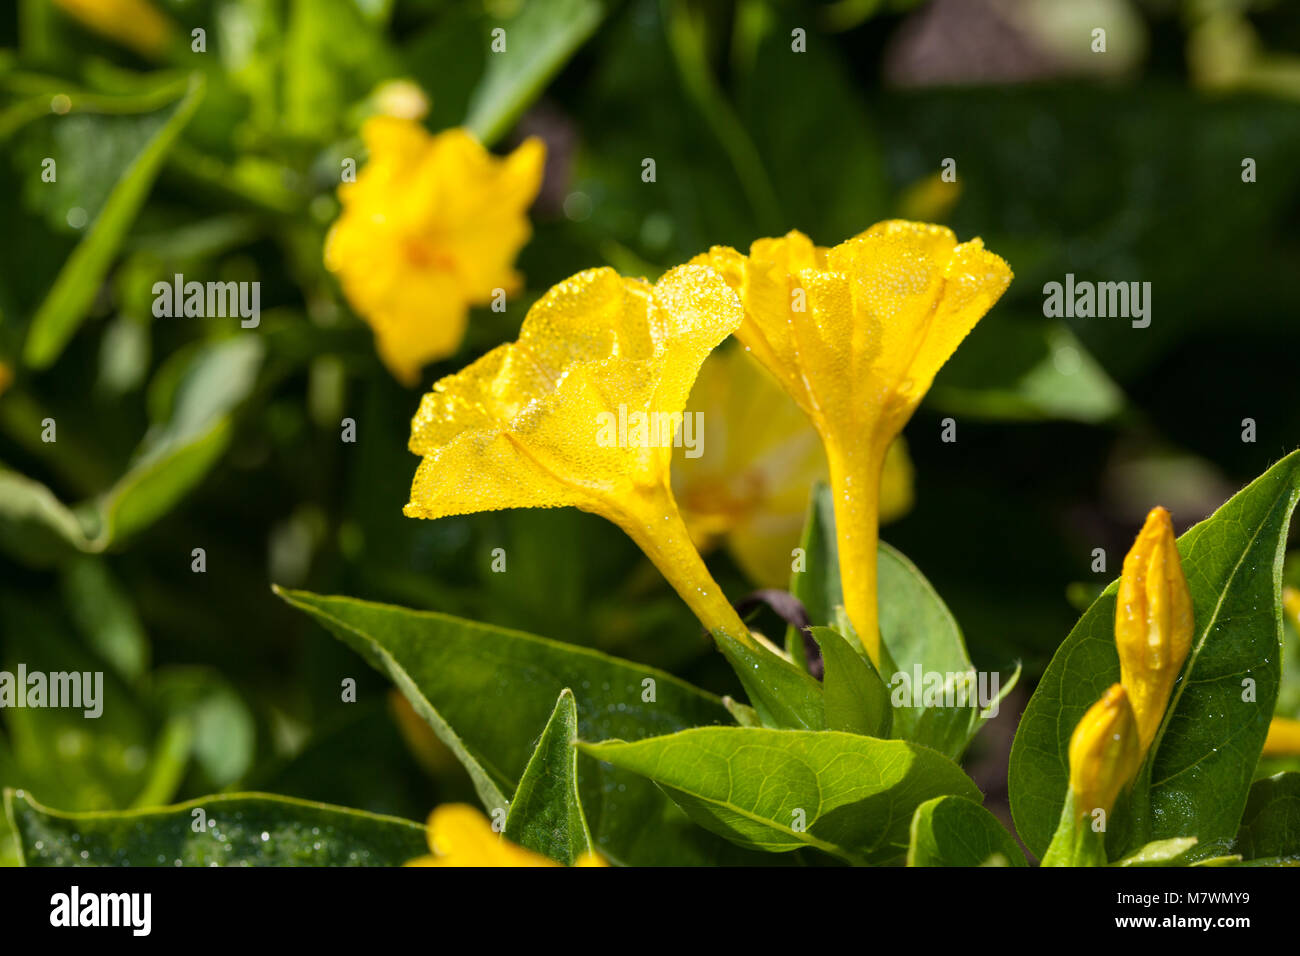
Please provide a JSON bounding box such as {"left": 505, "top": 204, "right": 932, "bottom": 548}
{"left": 1115, "top": 506, "right": 1193, "bottom": 754}
{"left": 1068, "top": 684, "right": 1143, "bottom": 819}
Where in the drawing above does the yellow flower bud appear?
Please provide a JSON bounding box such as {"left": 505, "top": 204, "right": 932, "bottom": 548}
{"left": 1068, "top": 684, "right": 1143, "bottom": 819}
{"left": 1115, "top": 506, "right": 1194, "bottom": 754}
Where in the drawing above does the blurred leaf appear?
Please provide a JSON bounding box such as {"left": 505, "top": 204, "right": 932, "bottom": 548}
{"left": 504, "top": 688, "right": 593, "bottom": 865}
{"left": 928, "top": 316, "right": 1125, "bottom": 423}
{"left": 466, "top": 0, "right": 605, "bottom": 145}
{"left": 284, "top": 0, "right": 397, "bottom": 141}
{"left": 98, "top": 336, "right": 264, "bottom": 544}
{"left": 60, "top": 556, "right": 149, "bottom": 680}
{"left": 152, "top": 668, "right": 256, "bottom": 789}
{"left": 23, "top": 74, "right": 206, "bottom": 369}
{"left": 0, "top": 596, "right": 154, "bottom": 813}
{"left": 0, "top": 467, "right": 94, "bottom": 564}
{"left": 5, "top": 789, "right": 426, "bottom": 866}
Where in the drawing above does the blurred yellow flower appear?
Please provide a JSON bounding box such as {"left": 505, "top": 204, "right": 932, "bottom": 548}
{"left": 1115, "top": 506, "right": 1193, "bottom": 756}
{"left": 405, "top": 804, "right": 606, "bottom": 867}
{"left": 52, "top": 0, "right": 174, "bottom": 57}
{"left": 403, "top": 265, "right": 753, "bottom": 647}
{"left": 673, "top": 345, "right": 913, "bottom": 588}
{"left": 692, "top": 221, "right": 1011, "bottom": 663}
{"left": 325, "top": 118, "right": 544, "bottom": 385}
{"left": 1067, "top": 683, "right": 1142, "bottom": 820}
{"left": 1262, "top": 586, "right": 1300, "bottom": 757}
{"left": 1263, "top": 716, "right": 1300, "bottom": 757}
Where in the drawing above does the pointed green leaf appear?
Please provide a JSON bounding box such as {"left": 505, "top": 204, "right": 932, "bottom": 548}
{"left": 813, "top": 626, "right": 890, "bottom": 736}
{"left": 275, "top": 587, "right": 768, "bottom": 866}
{"left": 504, "top": 689, "right": 592, "bottom": 865}
{"left": 789, "top": 481, "right": 841, "bottom": 628}
{"left": 907, "top": 795, "right": 1026, "bottom": 867}
{"left": 580, "top": 727, "right": 980, "bottom": 864}
{"left": 716, "top": 632, "right": 824, "bottom": 731}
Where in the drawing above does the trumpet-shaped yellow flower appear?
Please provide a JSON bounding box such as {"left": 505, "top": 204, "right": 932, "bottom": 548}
{"left": 1115, "top": 506, "right": 1193, "bottom": 755}
{"left": 1068, "top": 683, "right": 1143, "bottom": 820}
{"left": 692, "top": 221, "right": 1011, "bottom": 663}
{"left": 325, "top": 118, "right": 545, "bottom": 385}
{"left": 52, "top": 0, "right": 174, "bottom": 57}
{"left": 404, "top": 265, "right": 753, "bottom": 646}
{"left": 405, "top": 804, "right": 606, "bottom": 867}
{"left": 673, "top": 346, "right": 913, "bottom": 588}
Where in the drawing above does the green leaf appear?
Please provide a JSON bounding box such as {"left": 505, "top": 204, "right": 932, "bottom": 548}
{"left": 275, "top": 587, "right": 768, "bottom": 866}
{"left": 716, "top": 631, "right": 824, "bottom": 731}
{"left": 465, "top": 0, "right": 606, "bottom": 145}
{"left": 1235, "top": 773, "right": 1300, "bottom": 861}
{"left": 0, "top": 467, "right": 93, "bottom": 565}
{"left": 928, "top": 317, "right": 1125, "bottom": 423}
{"left": 1112, "top": 837, "right": 1199, "bottom": 867}
{"left": 97, "top": 337, "right": 263, "bottom": 543}
{"left": 504, "top": 689, "right": 593, "bottom": 865}
{"left": 579, "top": 727, "right": 980, "bottom": 864}
{"left": 813, "top": 626, "right": 890, "bottom": 736}
{"left": 907, "top": 795, "right": 1026, "bottom": 867}
{"left": 284, "top": 0, "right": 397, "bottom": 140}
{"left": 1009, "top": 451, "right": 1300, "bottom": 859}
{"left": 4, "top": 789, "right": 426, "bottom": 866}
{"left": 23, "top": 74, "right": 205, "bottom": 369}
{"left": 789, "top": 480, "right": 841, "bottom": 628}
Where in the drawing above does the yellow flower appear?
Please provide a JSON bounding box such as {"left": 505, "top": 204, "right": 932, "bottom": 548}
{"left": 325, "top": 118, "right": 545, "bottom": 385}
{"left": 403, "top": 265, "right": 753, "bottom": 646}
{"left": 692, "top": 221, "right": 1011, "bottom": 663}
{"left": 405, "top": 804, "right": 606, "bottom": 867}
{"left": 673, "top": 346, "right": 913, "bottom": 588}
{"left": 1115, "top": 506, "right": 1193, "bottom": 755}
{"left": 1068, "top": 683, "right": 1143, "bottom": 819}
{"left": 52, "top": 0, "right": 174, "bottom": 57}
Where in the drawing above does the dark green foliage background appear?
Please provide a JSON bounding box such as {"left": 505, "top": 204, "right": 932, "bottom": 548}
{"left": 1, "top": 0, "right": 1299, "bottom": 865}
